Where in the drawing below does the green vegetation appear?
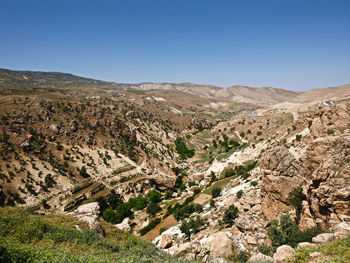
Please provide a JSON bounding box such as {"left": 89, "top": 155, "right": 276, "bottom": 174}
{"left": 211, "top": 187, "right": 221, "bottom": 198}
{"left": 0, "top": 207, "right": 193, "bottom": 263}
{"left": 287, "top": 186, "right": 306, "bottom": 212}
{"left": 223, "top": 205, "right": 239, "bottom": 226}
{"left": 267, "top": 214, "right": 322, "bottom": 251}
{"left": 139, "top": 218, "right": 161, "bottom": 236}
{"left": 180, "top": 216, "right": 206, "bottom": 240}
{"left": 146, "top": 203, "right": 162, "bottom": 216}
{"left": 290, "top": 234, "right": 350, "bottom": 263}
{"left": 174, "top": 137, "right": 195, "bottom": 159}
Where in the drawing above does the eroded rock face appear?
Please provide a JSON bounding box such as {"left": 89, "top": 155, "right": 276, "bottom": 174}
{"left": 260, "top": 146, "right": 304, "bottom": 221}
{"left": 260, "top": 136, "right": 350, "bottom": 227}
{"left": 68, "top": 202, "right": 104, "bottom": 235}
{"left": 309, "top": 104, "right": 349, "bottom": 138}
{"left": 303, "top": 136, "right": 350, "bottom": 227}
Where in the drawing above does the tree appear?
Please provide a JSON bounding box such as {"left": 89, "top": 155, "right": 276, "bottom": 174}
{"left": 223, "top": 205, "right": 239, "bottom": 226}
{"left": 287, "top": 186, "right": 306, "bottom": 211}
{"left": 79, "top": 166, "right": 89, "bottom": 178}
{"left": 211, "top": 187, "right": 221, "bottom": 198}
{"left": 146, "top": 203, "right": 161, "bottom": 216}
{"left": 128, "top": 196, "right": 148, "bottom": 211}
{"left": 147, "top": 190, "right": 162, "bottom": 203}
{"left": 107, "top": 190, "right": 123, "bottom": 209}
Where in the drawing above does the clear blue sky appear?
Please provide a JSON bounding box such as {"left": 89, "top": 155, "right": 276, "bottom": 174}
{"left": 1, "top": 0, "right": 349, "bottom": 91}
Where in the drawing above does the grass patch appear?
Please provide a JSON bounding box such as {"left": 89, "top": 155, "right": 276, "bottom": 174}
{"left": 203, "top": 175, "right": 238, "bottom": 195}
{"left": 0, "top": 207, "right": 196, "bottom": 263}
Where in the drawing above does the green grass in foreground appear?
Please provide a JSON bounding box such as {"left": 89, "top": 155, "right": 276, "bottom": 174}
{"left": 290, "top": 235, "right": 350, "bottom": 263}
{"left": 0, "top": 207, "right": 197, "bottom": 263}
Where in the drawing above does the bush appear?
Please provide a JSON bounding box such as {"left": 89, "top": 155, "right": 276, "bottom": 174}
{"left": 236, "top": 190, "right": 243, "bottom": 199}
{"left": 250, "top": 181, "right": 258, "bottom": 187}
{"left": 107, "top": 190, "right": 123, "bottom": 210}
{"left": 221, "top": 167, "right": 235, "bottom": 178}
{"left": 180, "top": 216, "right": 205, "bottom": 239}
{"left": 223, "top": 205, "right": 239, "bottom": 226}
{"left": 327, "top": 129, "right": 334, "bottom": 135}
{"left": 79, "top": 166, "right": 89, "bottom": 178}
{"left": 258, "top": 244, "right": 274, "bottom": 256}
{"left": 268, "top": 214, "right": 322, "bottom": 248}
{"left": 147, "top": 190, "right": 162, "bottom": 203}
{"left": 146, "top": 203, "right": 161, "bottom": 216}
{"left": 211, "top": 187, "right": 221, "bottom": 198}
{"left": 172, "top": 203, "right": 202, "bottom": 221}
{"left": 115, "top": 203, "right": 133, "bottom": 223}
{"left": 287, "top": 186, "right": 306, "bottom": 211}
{"left": 128, "top": 197, "right": 148, "bottom": 211}
{"left": 139, "top": 218, "right": 161, "bottom": 236}
{"left": 174, "top": 137, "right": 195, "bottom": 159}
{"left": 164, "top": 190, "right": 173, "bottom": 199}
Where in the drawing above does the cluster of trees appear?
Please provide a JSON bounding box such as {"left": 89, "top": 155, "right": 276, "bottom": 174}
{"left": 259, "top": 214, "right": 322, "bottom": 255}
{"left": 174, "top": 137, "right": 195, "bottom": 159}
{"left": 180, "top": 216, "right": 206, "bottom": 239}
{"left": 98, "top": 189, "right": 163, "bottom": 224}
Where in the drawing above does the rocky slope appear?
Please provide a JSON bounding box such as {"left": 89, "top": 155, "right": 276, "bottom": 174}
{"left": 1, "top": 69, "right": 349, "bottom": 263}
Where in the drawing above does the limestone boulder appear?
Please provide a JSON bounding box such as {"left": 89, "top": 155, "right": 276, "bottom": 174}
{"left": 273, "top": 245, "right": 294, "bottom": 263}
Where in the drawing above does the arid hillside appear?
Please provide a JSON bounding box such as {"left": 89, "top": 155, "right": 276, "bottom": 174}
{"left": 1, "top": 69, "right": 350, "bottom": 263}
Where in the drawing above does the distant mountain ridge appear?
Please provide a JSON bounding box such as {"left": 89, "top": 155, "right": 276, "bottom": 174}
{"left": 1, "top": 68, "right": 348, "bottom": 105}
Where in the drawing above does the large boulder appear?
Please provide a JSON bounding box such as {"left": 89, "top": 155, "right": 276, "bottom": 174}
{"left": 68, "top": 202, "right": 103, "bottom": 235}
{"left": 115, "top": 217, "right": 131, "bottom": 232}
{"left": 312, "top": 233, "right": 335, "bottom": 244}
{"left": 273, "top": 245, "right": 294, "bottom": 263}
{"left": 200, "top": 232, "right": 233, "bottom": 258}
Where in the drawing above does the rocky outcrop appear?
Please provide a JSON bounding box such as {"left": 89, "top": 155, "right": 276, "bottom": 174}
{"left": 115, "top": 217, "right": 131, "bottom": 232}
{"left": 303, "top": 136, "right": 350, "bottom": 227}
{"left": 260, "top": 147, "right": 304, "bottom": 221}
{"left": 260, "top": 135, "right": 350, "bottom": 228}
{"left": 68, "top": 202, "right": 104, "bottom": 235}
{"left": 308, "top": 104, "right": 349, "bottom": 138}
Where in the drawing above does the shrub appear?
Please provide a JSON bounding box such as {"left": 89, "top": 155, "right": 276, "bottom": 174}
{"left": 115, "top": 203, "right": 133, "bottom": 223}
{"left": 180, "top": 216, "right": 205, "bottom": 240}
{"left": 223, "top": 205, "right": 239, "bottom": 226}
{"left": 172, "top": 203, "right": 202, "bottom": 221}
{"left": 147, "top": 190, "right": 162, "bottom": 203}
{"left": 258, "top": 244, "right": 274, "bottom": 256}
{"left": 164, "top": 190, "right": 173, "bottom": 199}
{"left": 287, "top": 186, "right": 306, "bottom": 211}
{"left": 128, "top": 197, "right": 148, "bottom": 211}
{"left": 211, "top": 187, "right": 221, "bottom": 198}
{"left": 268, "top": 214, "right": 322, "bottom": 249}
{"left": 327, "top": 129, "right": 334, "bottom": 135}
{"left": 102, "top": 209, "right": 118, "bottom": 223}
{"left": 174, "top": 137, "right": 195, "bottom": 159}
{"left": 95, "top": 196, "right": 108, "bottom": 212}
{"left": 221, "top": 167, "right": 235, "bottom": 178}
{"left": 250, "top": 181, "right": 258, "bottom": 187}
{"left": 107, "top": 190, "right": 123, "bottom": 210}
{"left": 79, "top": 166, "right": 89, "bottom": 178}
{"left": 146, "top": 203, "right": 161, "bottom": 216}
{"left": 210, "top": 199, "right": 215, "bottom": 208}
{"left": 139, "top": 218, "right": 161, "bottom": 236}
{"left": 236, "top": 190, "right": 243, "bottom": 199}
